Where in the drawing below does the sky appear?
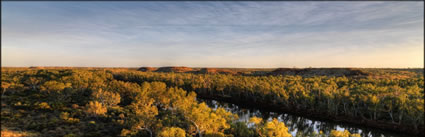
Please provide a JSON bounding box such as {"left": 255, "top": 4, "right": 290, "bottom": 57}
{"left": 1, "top": 2, "right": 424, "bottom": 68}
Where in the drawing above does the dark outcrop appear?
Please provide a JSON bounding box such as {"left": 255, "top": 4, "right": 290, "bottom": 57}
{"left": 137, "top": 67, "right": 157, "bottom": 72}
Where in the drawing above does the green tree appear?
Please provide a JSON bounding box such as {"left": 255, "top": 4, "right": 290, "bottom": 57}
{"left": 127, "top": 91, "right": 158, "bottom": 137}
{"left": 91, "top": 88, "right": 121, "bottom": 108}
{"left": 251, "top": 118, "right": 291, "bottom": 137}
{"left": 158, "top": 127, "right": 186, "bottom": 137}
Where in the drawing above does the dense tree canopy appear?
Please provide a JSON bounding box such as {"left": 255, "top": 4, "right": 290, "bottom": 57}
{"left": 113, "top": 70, "right": 424, "bottom": 131}
{"left": 1, "top": 68, "right": 422, "bottom": 136}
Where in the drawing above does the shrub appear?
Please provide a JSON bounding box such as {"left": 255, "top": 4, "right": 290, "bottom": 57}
{"left": 85, "top": 101, "right": 107, "bottom": 117}
{"left": 37, "top": 102, "right": 52, "bottom": 110}
{"left": 330, "top": 130, "right": 361, "bottom": 137}
{"left": 158, "top": 127, "right": 186, "bottom": 137}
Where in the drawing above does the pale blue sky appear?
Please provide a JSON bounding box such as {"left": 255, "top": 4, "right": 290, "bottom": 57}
{"left": 2, "top": 2, "right": 423, "bottom": 68}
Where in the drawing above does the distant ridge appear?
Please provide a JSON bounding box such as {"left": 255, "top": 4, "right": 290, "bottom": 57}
{"left": 269, "top": 68, "right": 370, "bottom": 77}
{"left": 154, "top": 66, "right": 194, "bottom": 73}
{"left": 132, "top": 66, "right": 422, "bottom": 78}
{"left": 198, "top": 68, "right": 238, "bottom": 75}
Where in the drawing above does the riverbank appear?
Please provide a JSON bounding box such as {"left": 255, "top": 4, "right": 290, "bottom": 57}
{"left": 196, "top": 93, "right": 423, "bottom": 137}
{"left": 111, "top": 70, "right": 424, "bottom": 137}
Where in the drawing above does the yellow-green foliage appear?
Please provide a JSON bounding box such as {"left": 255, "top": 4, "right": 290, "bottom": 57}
{"left": 158, "top": 127, "right": 186, "bottom": 137}
{"left": 249, "top": 116, "right": 263, "bottom": 125}
{"left": 40, "top": 81, "right": 71, "bottom": 93}
{"left": 36, "top": 102, "right": 51, "bottom": 110}
{"left": 330, "top": 130, "right": 361, "bottom": 137}
{"left": 258, "top": 119, "right": 291, "bottom": 137}
{"left": 85, "top": 101, "right": 107, "bottom": 116}
{"left": 1, "top": 128, "right": 38, "bottom": 137}
{"left": 250, "top": 117, "right": 291, "bottom": 137}
{"left": 184, "top": 103, "right": 231, "bottom": 134}
{"left": 60, "top": 112, "right": 80, "bottom": 124}
{"left": 91, "top": 88, "right": 121, "bottom": 107}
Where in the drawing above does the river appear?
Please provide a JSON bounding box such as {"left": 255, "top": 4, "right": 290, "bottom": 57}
{"left": 197, "top": 98, "right": 412, "bottom": 137}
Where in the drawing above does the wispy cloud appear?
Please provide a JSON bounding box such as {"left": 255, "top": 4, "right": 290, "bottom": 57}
{"left": 2, "top": 2, "right": 423, "bottom": 67}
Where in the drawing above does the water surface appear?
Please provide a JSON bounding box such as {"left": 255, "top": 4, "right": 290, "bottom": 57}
{"left": 197, "top": 98, "right": 411, "bottom": 137}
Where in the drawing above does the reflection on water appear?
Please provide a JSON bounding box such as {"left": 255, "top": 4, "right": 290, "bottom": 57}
{"left": 198, "top": 98, "right": 411, "bottom": 137}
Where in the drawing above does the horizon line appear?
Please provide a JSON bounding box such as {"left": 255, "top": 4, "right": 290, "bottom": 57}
{"left": 1, "top": 66, "right": 424, "bottom": 69}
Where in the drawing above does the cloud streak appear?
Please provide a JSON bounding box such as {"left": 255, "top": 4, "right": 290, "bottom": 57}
{"left": 2, "top": 2, "right": 423, "bottom": 68}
